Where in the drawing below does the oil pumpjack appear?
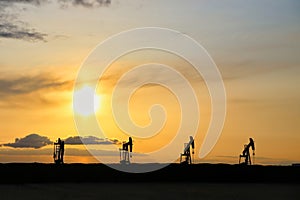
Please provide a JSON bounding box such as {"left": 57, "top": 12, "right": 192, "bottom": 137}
{"left": 180, "top": 136, "right": 195, "bottom": 164}
{"left": 239, "top": 138, "right": 255, "bottom": 165}
{"left": 53, "top": 138, "right": 65, "bottom": 164}
{"left": 119, "top": 137, "right": 133, "bottom": 164}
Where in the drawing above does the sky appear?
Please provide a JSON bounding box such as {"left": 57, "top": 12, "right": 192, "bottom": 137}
{"left": 0, "top": 0, "right": 299, "bottom": 165}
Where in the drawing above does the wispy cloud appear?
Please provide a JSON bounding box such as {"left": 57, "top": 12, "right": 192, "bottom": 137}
{"left": 0, "top": 74, "right": 72, "bottom": 97}
{"left": 0, "top": 0, "right": 47, "bottom": 42}
{"left": 0, "top": 0, "right": 111, "bottom": 42}
{"left": 58, "top": 0, "right": 111, "bottom": 8}
{"left": 0, "top": 22, "right": 47, "bottom": 42}
{"left": 0, "top": 73, "right": 72, "bottom": 108}
{"left": 0, "top": 0, "right": 45, "bottom": 6}
{"left": 0, "top": 0, "right": 111, "bottom": 7}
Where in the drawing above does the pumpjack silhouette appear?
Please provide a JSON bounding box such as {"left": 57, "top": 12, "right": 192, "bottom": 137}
{"left": 53, "top": 138, "right": 65, "bottom": 164}
{"left": 119, "top": 137, "right": 133, "bottom": 164}
{"left": 239, "top": 138, "right": 255, "bottom": 165}
{"left": 180, "top": 136, "right": 195, "bottom": 164}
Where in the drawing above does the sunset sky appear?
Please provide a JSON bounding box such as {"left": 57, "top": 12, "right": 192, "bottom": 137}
{"left": 0, "top": 0, "right": 299, "bottom": 165}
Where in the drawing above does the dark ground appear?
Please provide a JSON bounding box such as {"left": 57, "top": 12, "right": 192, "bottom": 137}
{"left": 0, "top": 182, "right": 299, "bottom": 200}
{"left": 0, "top": 163, "right": 299, "bottom": 199}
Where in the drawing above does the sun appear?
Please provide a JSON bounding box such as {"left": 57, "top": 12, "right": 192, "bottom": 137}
{"left": 73, "top": 86, "right": 101, "bottom": 116}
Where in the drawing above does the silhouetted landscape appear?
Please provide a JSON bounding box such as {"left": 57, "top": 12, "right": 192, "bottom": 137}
{"left": 0, "top": 163, "right": 299, "bottom": 200}
{"left": 0, "top": 163, "right": 299, "bottom": 183}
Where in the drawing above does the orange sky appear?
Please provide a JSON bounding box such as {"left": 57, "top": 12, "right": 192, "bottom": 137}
{"left": 0, "top": 0, "right": 299, "bottom": 165}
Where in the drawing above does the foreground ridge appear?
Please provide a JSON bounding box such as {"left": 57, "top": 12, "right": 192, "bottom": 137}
{"left": 0, "top": 163, "right": 299, "bottom": 184}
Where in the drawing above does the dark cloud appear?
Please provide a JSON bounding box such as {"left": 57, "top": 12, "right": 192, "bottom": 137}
{"left": 0, "top": 22, "right": 47, "bottom": 42}
{"left": 64, "top": 136, "right": 120, "bottom": 145}
{"left": 3, "top": 133, "right": 52, "bottom": 149}
{"left": 0, "top": 0, "right": 111, "bottom": 7}
{"left": 0, "top": 0, "right": 46, "bottom": 6}
{"left": 58, "top": 0, "right": 111, "bottom": 8}
{"left": 0, "top": 0, "right": 111, "bottom": 41}
{"left": 0, "top": 74, "right": 72, "bottom": 98}
{"left": 0, "top": 0, "right": 47, "bottom": 42}
{"left": 1, "top": 134, "right": 120, "bottom": 149}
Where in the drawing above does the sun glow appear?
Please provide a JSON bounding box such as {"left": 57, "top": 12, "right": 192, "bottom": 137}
{"left": 73, "top": 86, "right": 101, "bottom": 116}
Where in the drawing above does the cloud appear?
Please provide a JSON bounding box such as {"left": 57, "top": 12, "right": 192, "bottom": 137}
{"left": 0, "top": 0, "right": 46, "bottom": 6}
{"left": 1, "top": 134, "right": 121, "bottom": 149}
{"left": 3, "top": 133, "right": 52, "bottom": 149}
{"left": 58, "top": 0, "right": 111, "bottom": 8}
{"left": 0, "top": 0, "right": 111, "bottom": 7}
{"left": 0, "top": 0, "right": 111, "bottom": 41}
{"left": 0, "top": 22, "right": 47, "bottom": 42}
{"left": 0, "top": 74, "right": 72, "bottom": 98}
{"left": 0, "top": 73, "right": 73, "bottom": 108}
{"left": 64, "top": 136, "right": 121, "bottom": 145}
{"left": 0, "top": 1, "right": 47, "bottom": 42}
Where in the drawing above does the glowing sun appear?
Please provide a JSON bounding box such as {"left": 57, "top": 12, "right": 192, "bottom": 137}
{"left": 73, "top": 86, "right": 101, "bottom": 116}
